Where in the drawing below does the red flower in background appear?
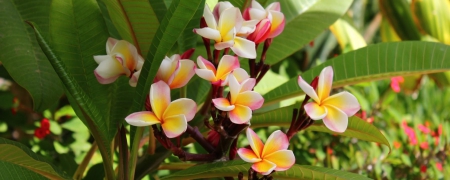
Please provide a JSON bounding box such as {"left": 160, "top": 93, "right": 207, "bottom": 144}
{"left": 34, "top": 119, "right": 50, "bottom": 139}
{"left": 390, "top": 76, "right": 404, "bottom": 93}
{"left": 402, "top": 121, "right": 417, "bottom": 145}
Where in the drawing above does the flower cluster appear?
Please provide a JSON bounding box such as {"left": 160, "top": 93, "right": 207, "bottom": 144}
{"left": 34, "top": 118, "right": 50, "bottom": 139}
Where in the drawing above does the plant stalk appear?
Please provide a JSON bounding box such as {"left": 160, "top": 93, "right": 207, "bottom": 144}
{"left": 128, "top": 127, "right": 144, "bottom": 180}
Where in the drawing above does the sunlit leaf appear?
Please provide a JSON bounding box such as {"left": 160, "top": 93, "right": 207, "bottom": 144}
{"left": 379, "top": 0, "right": 421, "bottom": 40}
{"left": 412, "top": 0, "right": 450, "bottom": 44}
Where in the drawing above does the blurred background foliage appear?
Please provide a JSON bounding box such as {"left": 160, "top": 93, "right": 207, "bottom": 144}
{"left": 0, "top": 0, "right": 449, "bottom": 179}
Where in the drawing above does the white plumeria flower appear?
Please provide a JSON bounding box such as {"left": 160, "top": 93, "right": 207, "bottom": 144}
{"left": 212, "top": 75, "right": 264, "bottom": 124}
{"left": 195, "top": 55, "right": 240, "bottom": 86}
{"left": 155, "top": 54, "right": 196, "bottom": 89}
{"left": 297, "top": 66, "right": 360, "bottom": 132}
{"left": 94, "top": 38, "right": 144, "bottom": 87}
{"left": 194, "top": 4, "right": 256, "bottom": 58}
{"left": 212, "top": 2, "right": 259, "bottom": 38}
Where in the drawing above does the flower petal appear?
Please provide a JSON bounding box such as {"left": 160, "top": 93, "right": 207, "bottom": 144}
{"left": 318, "top": 66, "right": 333, "bottom": 100}
{"left": 261, "top": 130, "right": 289, "bottom": 156}
{"left": 150, "top": 81, "right": 171, "bottom": 119}
{"left": 197, "top": 56, "right": 216, "bottom": 72}
{"left": 218, "top": 8, "right": 239, "bottom": 37}
{"left": 266, "top": 2, "right": 281, "bottom": 11}
{"left": 297, "top": 76, "right": 319, "bottom": 102}
{"left": 228, "top": 74, "right": 240, "bottom": 104}
{"left": 163, "top": 98, "right": 197, "bottom": 121}
{"left": 231, "top": 68, "right": 250, "bottom": 83}
{"left": 246, "top": 128, "right": 264, "bottom": 158}
{"left": 203, "top": 5, "right": 217, "bottom": 29}
{"left": 106, "top": 37, "right": 119, "bottom": 54}
{"left": 252, "top": 160, "right": 276, "bottom": 175}
{"left": 125, "top": 111, "right": 160, "bottom": 126}
{"left": 194, "top": 27, "right": 221, "bottom": 42}
{"left": 229, "top": 104, "right": 252, "bottom": 124}
{"left": 323, "top": 91, "right": 360, "bottom": 116}
{"left": 249, "top": 8, "right": 266, "bottom": 21}
{"left": 240, "top": 78, "right": 256, "bottom": 92}
{"left": 195, "top": 69, "right": 217, "bottom": 82}
{"left": 304, "top": 102, "right": 328, "bottom": 120}
{"left": 161, "top": 114, "right": 187, "bottom": 138}
{"left": 237, "top": 148, "right": 261, "bottom": 163}
{"left": 230, "top": 37, "right": 256, "bottom": 59}
{"left": 111, "top": 40, "right": 136, "bottom": 71}
{"left": 169, "top": 60, "right": 196, "bottom": 89}
{"left": 129, "top": 69, "right": 141, "bottom": 87}
{"left": 215, "top": 39, "right": 235, "bottom": 50}
{"left": 212, "top": 98, "right": 235, "bottom": 111}
{"left": 216, "top": 55, "right": 240, "bottom": 81}
{"left": 267, "top": 11, "right": 285, "bottom": 38}
{"left": 264, "top": 150, "right": 295, "bottom": 171}
{"left": 235, "top": 91, "right": 264, "bottom": 110}
{"left": 94, "top": 55, "right": 125, "bottom": 84}
{"left": 322, "top": 105, "right": 348, "bottom": 133}
{"left": 94, "top": 55, "right": 111, "bottom": 64}
{"left": 156, "top": 56, "right": 177, "bottom": 82}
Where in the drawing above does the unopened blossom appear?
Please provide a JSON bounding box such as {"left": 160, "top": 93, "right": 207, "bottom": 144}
{"left": 237, "top": 128, "right": 295, "bottom": 175}
{"left": 298, "top": 66, "right": 360, "bottom": 132}
{"left": 194, "top": 4, "right": 256, "bottom": 58}
{"left": 155, "top": 54, "right": 196, "bottom": 89}
{"left": 212, "top": 75, "right": 263, "bottom": 124}
{"left": 94, "top": 38, "right": 144, "bottom": 87}
{"left": 195, "top": 55, "right": 240, "bottom": 86}
{"left": 244, "top": 0, "right": 285, "bottom": 43}
{"left": 125, "top": 81, "right": 197, "bottom": 138}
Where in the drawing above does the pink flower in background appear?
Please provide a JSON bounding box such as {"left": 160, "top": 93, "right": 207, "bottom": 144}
{"left": 418, "top": 124, "right": 431, "bottom": 134}
{"left": 419, "top": 142, "right": 429, "bottom": 150}
{"left": 402, "top": 121, "right": 417, "bottom": 145}
{"left": 390, "top": 76, "right": 404, "bottom": 93}
{"left": 436, "top": 162, "right": 443, "bottom": 171}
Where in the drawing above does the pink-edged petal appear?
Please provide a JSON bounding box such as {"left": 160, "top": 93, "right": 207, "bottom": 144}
{"left": 216, "top": 55, "right": 240, "bottom": 81}
{"left": 215, "top": 40, "right": 235, "bottom": 50}
{"left": 261, "top": 130, "right": 289, "bottom": 156}
{"left": 323, "top": 91, "right": 360, "bottom": 116}
{"left": 229, "top": 104, "right": 252, "bottom": 124}
{"left": 297, "top": 76, "right": 319, "bottom": 102}
{"left": 249, "top": 8, "right": 266, "bottom": 21}
{"left": 251, "top": 0, "right": 265, "bottom": 11}
{"left": 111, "top": 41, "right": 135, "bottom": 71}
{"left": 214, "top": 1, "right": 234, "bottom": 17}
{"left": 252, "top": 160, "right": 276, "bottom": 175}
{"left": 232, "top": 68, "right": 250, "bottom": 83}
{"left": 94, "top": 56, "right": 126, "bottom": 84}
{"left": 228, "top": 74, "right": 240, "bottom": 104}
{"left": 163, "top": 98, "right": 197, "bottom": 121}
{"left": 212, "top": 98, "right": 235, "bottom": 111}
{"left": 317, "top": 66, "right": 334, "bottom": 100}
{"left": 150, "top": 81, "right": 171, "bottom": 119}
{"left": 246, "top": 128, "right": 264, "bottom": 158}
{"left": 266, "top": 2, "right": 281, "bottom": 11}
{"left": 106, "top": 37, "right": 119, "bottom": 54}
{"left": 161, "top": 114, "right": 187, "bottom": 138}
{"left": 235, "top": 91, "right": 264, "bottom": 110}
{"left": 267, "top": 11, "right": 285, "bottom": 38}
{"left": 195, "top": 69, "right": 217, "bottom": 82}
{"left": 136, "top": 57, "right": 144, "bottom": 70}
{"left": 156, "top": 56, "right": 177, "bottom": 82}
{"left": 169, "top": 60, "right": 196, "bottom": 89}
{"left": 129, "top": 69, "right": 141, "bottom": 87}
{"left": 231, "top": 37, "right": 256, "bottom": 59}
{"left": 94, "top": 55, "right": 111, "bottom": 64}
{"left": 197, "top": 56, "right": 216, "bottom": 71}
{"left": 218, "top": 8, "right": 239, "bottom": 36}
{"left": 237, "top": 20, "right": 259, "bottom": 37}
{"left": 194, "top": 28, "right": 221, "bottom": 42}
{"left": 237, "top": 148, "right": 261, "bottom": 163}
{"left": 203, "top": 5, "right": 217, "bottom": 29}
{"left": 304, "top": 102, "right": 327, "bottom": 120}
{"left": 322, "top": 105, "right": 349, "bottom": 133}
{"left": 240, "top": 78, "right": 256, "bottom": 92}
{"left": 248, "top": 19, "right": 271, "bottom": 44}
{"left": 264, "top": 150, "right": 295, "bottom": 171}
{"left": 125, "top": 111, "right": 161, "bottom": 126}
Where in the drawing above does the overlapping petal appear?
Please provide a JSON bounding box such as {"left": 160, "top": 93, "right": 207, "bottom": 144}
{"left": 125, "top": 111, "right": 160, "bottom": 126}
{"left": 229, "top": 104, "right": 252, "bottom": 124}
{"left": 212, "top": 98, "right": 235, "bottom": 111}
{"left": 235, "top": 91, "right": 264, "bottom": 110}
{"left": 169, "top": 60, "right": 196, "bottom": 89}
{"left": 230, "top": 37, "right": 256, "bottom": 58}
{"left": 261, "top": 130, "right": 289, "bottom": 156}
{"left": 322, "top": 105, "right": 348, "bottom": 133}
{"left": 164, "top": 98, "right": 197, "bottom": 121}
{"left": 264, "top": 150, "right": 295, "bottom": 171}
{"left": 252, "top": 160, "right": 276, "bottom": 176}
{"left": 322, "top": 92, "right": 360, "bottom": 116}
{"left": 237, "top": 148, "right": 261, "bottom": 163}
{"left": 304, "top": 102, "right": 328, "bottom": 120}
{"left": 161, "top": 114, "right": 187, "bottom": 138}
{"left": 94, "top": 55, "right": 125, "bottom": 84}
{"left": 246, "top": 128, "right": 264, "bottom": 158}
{"left": 196, "top": 55, "right": 239, "bottom": 86}
{"left": 317, "top": 66, "right": 333, "bottom": 100}
{"left": 150, "top": 81, "right": 171, "bottom": 119}
{"left": 297, "top": 76, "right": 319, "bottom": 102}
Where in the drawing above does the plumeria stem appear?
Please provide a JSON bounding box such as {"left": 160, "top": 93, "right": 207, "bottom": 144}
{"left": 180, "top": 85, "right": 187, "bottom": 98}
{"left": 213, "top": 49, "right": 221, "bottom": 66}
{"left": 200, "top": 18, "right": 213, "bottom": 61}
{"left": 249, "top": 59, "right": 256, "bottom": 78}
{"left": 186, "top": 125, "right": 215, "bottom": 153}
{"left": 147, "top": 127, "right": 156, "bottom": 155}
{"left": 128, "top": 127, "right": 144, "bottom": 180}
{"left": 118, "top": 125, "right": 129, "bottom": 180}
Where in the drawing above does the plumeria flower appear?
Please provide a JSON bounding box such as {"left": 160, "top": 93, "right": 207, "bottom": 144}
{"left": 212, "top": 75, "right": 263, "bottom": 124}
{"left": 194, "top": 4, "right": 256, "bottom": 58}
{"left": 125, "top": 81, "right": 197, "bottom": 138}
{"left": 298, "top": 66, "right": 360, "bottom": 132}
{"left": 238, "top": 128, "right": 295, "bottom": 175}
{"left": 195, "top": 55, "right": 240, "bottom": 86}
{"left": 212, "top": 2, "right": 259, "bottom": 37}
{"left": 155, "top": 54, "right": 196, "bottom": 89}
{"left": 94, "top": 38, "right": 144, "bottom": 87}
{"left": 243, "top": 1, "right": 285, "bottom": 43}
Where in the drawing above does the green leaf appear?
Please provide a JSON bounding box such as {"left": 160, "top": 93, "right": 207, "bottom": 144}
{"left": 0, "top": 138, "right": 69, "bottom": 180}
{"left": 412, "top": 0, "right": 450, "bottom": 44}
{"left": 264, "top": 0, "right": 353, "bottom": 65}
{"left": 251, "top": 105, "right": 391, "bottom": 151}
{"left": 27, "top": 22, "right": 115, "bottom": 180}
{"left": 379, "top": 0, "right": 421, "bottom": 41}
{"left": 263, "top": 41, "right": 450, "bottom": 106}
{"left": 0, "top": 0, "right": 64, "bottom": 111}
{"left": 99, "top": 0, "right": 160, "bottom": 57}
{"left": 177, "top": 3, "right": 204, "bottom": 52}
{"left": 161, "top": 160, "right": 371, "bottom": 180}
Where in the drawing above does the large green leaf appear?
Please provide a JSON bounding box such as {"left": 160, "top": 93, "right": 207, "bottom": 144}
{"left": 263, "top": 41, "right": 450, "bottom": 106}
{"left": 0, "top": 0, "right": 64, "bottom": 111}
{"left": 161, "top": 160, "right": 371, "bottom": 180}
{"left": 251, "top": 105, "right": 391, "bottom": 151}
{"left": 49, "top": 0, "right": 131, "bottom": 141}
{"left": 412, "top": 0, "right": 450, "bottom": 44}
{"left": 0, "top": 138, "right": 69, "bottom": 180}
{"left": 28, "top": 22, "right": 115, "bottom": 179}
{"left": 379, "top": 0, "right": 421, "bottom": 41}
{"left": 264, "top": 0, "right": 353, "bottom": 65}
